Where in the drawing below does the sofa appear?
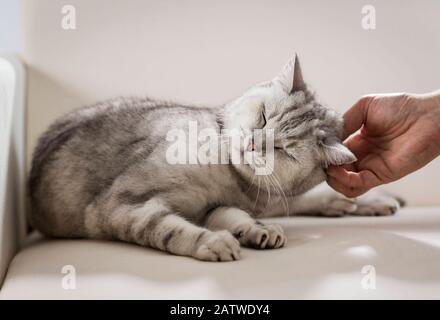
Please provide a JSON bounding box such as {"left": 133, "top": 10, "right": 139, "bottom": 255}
{"left": 1, "top": 0, "right": 440, "bottom": 299}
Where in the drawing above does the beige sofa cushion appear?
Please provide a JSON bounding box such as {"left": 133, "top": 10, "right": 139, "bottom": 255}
{"left": 2, "top": 208, "right": 440, "bottom": 299}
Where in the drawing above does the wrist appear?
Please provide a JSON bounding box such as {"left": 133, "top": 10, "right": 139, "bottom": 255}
{"left": 409, "top": 90, "right": 440, "bottom": 148}
{"left": 432, "top": 91, "right": 440, "bottom": 111}
{"left": 411, "top": 90, "right": 440, "bottom": 111}
{"left": 427, "top": 92, "right": 440, "bottom": 152}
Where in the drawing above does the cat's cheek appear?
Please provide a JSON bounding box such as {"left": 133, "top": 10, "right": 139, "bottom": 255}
{"left": 243, "top": 151, "right": 256, "bottom": 170}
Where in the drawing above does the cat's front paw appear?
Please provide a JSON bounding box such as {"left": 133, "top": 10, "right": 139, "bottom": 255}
{"left": 320, "top": 191, "right": 404, "bottom": 217}
{"left": 321, "top": 191, "right": 404, "bottom": 217}
{"left": 194, "top": 230, "right": 241, "bottom": 262}
{"left": 235, "top": 222, "right": 286, "bottom": 249}
{"left": 353, "top": 192, "right": 404, "bottom": 216}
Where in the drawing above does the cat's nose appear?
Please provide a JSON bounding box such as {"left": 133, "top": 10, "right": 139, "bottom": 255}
{"left": 247, "top": 140, "right": 256, "bottom": 152}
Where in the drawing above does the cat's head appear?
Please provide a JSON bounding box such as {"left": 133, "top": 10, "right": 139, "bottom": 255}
{"left": 223, "top": 54, "right": 356, "bottom": 195}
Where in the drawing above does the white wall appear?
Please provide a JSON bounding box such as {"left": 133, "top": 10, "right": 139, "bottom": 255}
{"left": 21, "top": 0, "right": 440, "bottom": 205}
{"left": 0, "top": 0, "right": 20, "bottom": 52}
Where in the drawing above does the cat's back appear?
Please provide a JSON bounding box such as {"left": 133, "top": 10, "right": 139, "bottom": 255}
{"left": 28, "top": 96, "right": 217, "bottom": 237}
{"left": 30, "top": 97, "right": 152, "bottom": 198}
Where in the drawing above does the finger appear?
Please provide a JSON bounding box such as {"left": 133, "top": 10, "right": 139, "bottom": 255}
{"left": 343, "top": 133, "right": 371, "bottom": 159}
{"left": 327, "top": 163, "right": 356, "bottom": 174}
{"left": 326, "top": 176, "right": 368, "bottom": 198}
{"left": 342, "top": 96, "right": 373, "bottom": 140}
{"left": 327, "top": 166, "right": 382, "bottom": 190}
{"left": 327, "top": 166, "right": 351, "bottom": 182}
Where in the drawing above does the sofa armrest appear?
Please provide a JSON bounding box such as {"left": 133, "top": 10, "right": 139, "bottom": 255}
{"left": 0, "top": 55, "right": 26, "bottom": 286}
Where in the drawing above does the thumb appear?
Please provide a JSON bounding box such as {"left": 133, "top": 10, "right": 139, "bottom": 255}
{"left": 342, "top": 96, "right": 373, "bottom": 140}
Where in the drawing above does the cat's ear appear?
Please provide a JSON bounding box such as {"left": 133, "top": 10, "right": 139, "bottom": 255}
{"left": 275, "top": 54, "right": 306, "bottom": 94}
{"left": 321, "top": 141, "right": 357, "bottom": 166}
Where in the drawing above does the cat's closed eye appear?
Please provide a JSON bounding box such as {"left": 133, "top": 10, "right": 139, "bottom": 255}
{"left": 274, "top": 144, "right": 299, "bottom": 162}
{"left": 259, "top": 109, "right": 267, "bottom": 128}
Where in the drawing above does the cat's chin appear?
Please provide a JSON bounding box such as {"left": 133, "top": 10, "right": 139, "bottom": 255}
{"left": 287, "top": 167, "right": 327, "bottom": 196}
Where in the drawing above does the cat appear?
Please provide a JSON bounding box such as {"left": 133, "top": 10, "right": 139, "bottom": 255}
{"left": 29, "top": 55, "right": 403, "bottom": 261}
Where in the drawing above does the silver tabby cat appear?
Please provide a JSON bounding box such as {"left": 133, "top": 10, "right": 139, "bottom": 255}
{"left": 29, "top": 55, "right": 402, "bottom": 261}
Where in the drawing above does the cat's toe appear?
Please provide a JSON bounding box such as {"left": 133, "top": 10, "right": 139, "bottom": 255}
{"left": 194, "top": 230, "right": 241, "bottom": 262}
{"left": 265, "top": 224, "right": 287, "bottom": 249}
{"left": 239, "top": 223, "right": 286, "bottom": 249}
{"left": 246, "top": 227, "right": 269, "bottom": 249}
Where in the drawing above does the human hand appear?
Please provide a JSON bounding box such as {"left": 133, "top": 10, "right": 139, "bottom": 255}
{"left": 327, "top": 91, "right": 440, "bottom": 197}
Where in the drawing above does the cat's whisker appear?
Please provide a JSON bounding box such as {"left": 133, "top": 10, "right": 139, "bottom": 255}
{"left": 270, "top": 176, "right": 289, "bottom": 217}
{"left": 246, "top": 171, "right": 256, "bottom": 194}
{"left": 264, "top": 173, "right": 281, "bottom": 207}
{"left": 272, "top": 175, "right": 290, "bottom": 217}
{"left": 253, "top": 176, "right": 261, "bottom": 210}
{"left": 260, "top": 174, "right": 269, "bottom": 206}
{"left": 264, "top": 162, "right": 290, "bottom": 216}
{"left": 263, "top": 174, "right": 273, "bottom": 208}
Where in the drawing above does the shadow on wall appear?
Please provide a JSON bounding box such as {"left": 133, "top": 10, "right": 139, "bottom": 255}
{"left": 26, "top": 65, "right": 87, "bottom": 167}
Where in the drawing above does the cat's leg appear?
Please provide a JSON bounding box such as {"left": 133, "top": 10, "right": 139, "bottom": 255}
{"left": 85, "top": 197, "right": 241, "bottom": 261}
{"left": 205, "top": 207, "right": 286, "bottom": 249}
{"left": 290, "top": 183, "right": 403, "bottom": 217}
